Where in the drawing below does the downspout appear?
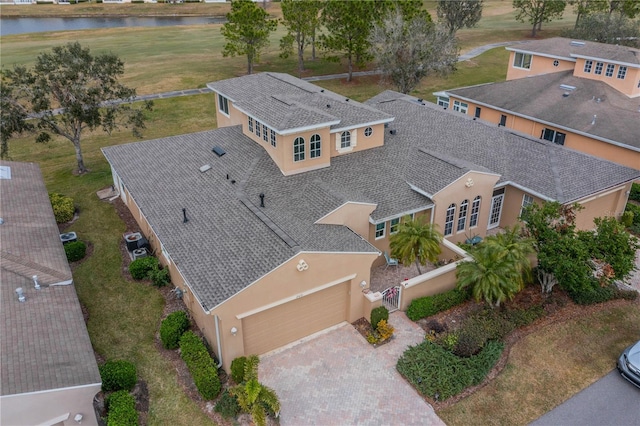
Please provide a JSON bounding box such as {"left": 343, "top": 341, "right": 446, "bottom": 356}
{"left": 214, "top": 315, "right": 223, "bottom": 369}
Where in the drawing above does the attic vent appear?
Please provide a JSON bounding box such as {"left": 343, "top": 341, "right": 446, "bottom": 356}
{"left": 199, "top": 164, "right": 212, "bottom": 173}
{"left": 559, "top": 84, "right": 576, "bottom": 91}
{"left": 570, "top": 40, "right": 585, "bottom": 46}
{"left": 212, "top": 146, "right": 226, "bottom": 157}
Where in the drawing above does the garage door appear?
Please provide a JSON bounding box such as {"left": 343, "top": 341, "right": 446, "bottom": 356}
{"left": 242, "top": 282, "right": 349, "bottom": 355}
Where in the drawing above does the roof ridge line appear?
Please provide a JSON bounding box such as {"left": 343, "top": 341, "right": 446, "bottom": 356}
{"left": 1, "top": 250, "right": 70, "bottom": 283}
{"left": 546, "top": 146, "right": 566, "bottom": 202}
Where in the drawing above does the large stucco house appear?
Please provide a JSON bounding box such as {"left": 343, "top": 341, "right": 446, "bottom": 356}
{"left": 102, "top": 72, "right": 639, "bottom": 372}
{"left": 0, "top": 161, "right": 101, "bottom": 426}
{"left": 442, "top": 37, "right": 640, "bottom": 170}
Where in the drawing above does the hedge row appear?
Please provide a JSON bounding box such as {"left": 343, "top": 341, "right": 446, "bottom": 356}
{"left": 406, "top": 288, "right": 469, "bottom": 321}
{"left": 179, "top": 331, "right": 221, "bottom": 400}
{"left": 107, "top": 390, "right": 138, "bottom": 426}
{"left": 397, "top": 340, "right": 503, "bottom": 401}
{"left": 160, "top": 311, "right": 190, "bottom": 349}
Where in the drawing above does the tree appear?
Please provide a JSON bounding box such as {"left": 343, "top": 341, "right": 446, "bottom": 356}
{"left": 608, "top": 0, "right": 640, "bottom": 18}
{"left": 513, "top": 0, "right": 567, "bottom": 37}
{"left": 230, "top": 355, "right": 280, "bottom": 426}
{"left": 369, "top": 8, "right": 458, "bottom": 94}
{"left": 568, "top": 0, "right": 608, "bottom": 27}
{"left": 483, "top": 224, "right": 534, "bottom": 286}
{"left": 2, "top": 42, "right": 152, "bottom": 174}
{"left": 221, "top": 0, "right": 278, "bottom": 75}
{"left": 561, "top": 11, "right": 640, "bottom": 47}
{"left": 280, "top": 0, "right": 322, "bottom": 74}
{"left": 390, "top": 216, "right": 443, "bottom": 274}
{"left": 437, "top": 0, "right": 484, "bottom": 35}
{"left": 320, "top": 0, "right": 377, "bottom": 82}
{"left": 0, "top": 76, "right": 33, "bottom": 159}
{"left": 456, "top": 244, "right": 524, "bottom": 307}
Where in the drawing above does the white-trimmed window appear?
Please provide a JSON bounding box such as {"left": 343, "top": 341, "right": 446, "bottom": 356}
{"left": 340, "top": 131, "right": 351, "bottom": 149}
{"left": 513, "top": 52, "right": 532, "bottom": 69}
{"left": 255, "top": 121, "right": 261, "bottom": 138}
{"left": 453, "top": 100, "right": 468, "bottom": 114}
{"left": 617, "top": 66, "right": 627, "bottom": 80}
{"left": 444, "top": 203, "right": 456, "bottom": 236}
{"left": 521, "top": 194, "right": 534, "bottom": 216}
{"left": 437, "top": 97, "right": 449, "bottom": 107}
{"left": 364, "top": 127, "right": 373, "bottom": 137}
{"left": 605, "top": 63, "right": 615, "bottom": 77}
{"left": 262, "top": 124, "right": 268, "bottom": 142}
{"left": 542, "top": 128, "right": 566, "bottom": 145}
{"left": 457, "top": 199, "right": 469, "bottom": 232}
{"left": 310, "top": 134, "right": 321, "bottom": 158}
{"left": 583, "top": 60, "right": 592, "bottom": 73}
{"left": 248, "top": 117, "right": 254, "bottom": 133}
{"left": 390, "top": 217, "right": 400, "bottom": 234}
{"left": 270, "top": 129, "right": 277, "bottom": 147}
{"left": 375, "top": 222, "right": 385, "bottom": 239}
{"left": 469, "top": 196, "right": 481, "bottom": 227}
{"left": 218, "top": 94, "right": 229, "bottom": 115}
{"left": 595, "top": 62, "right": 604, "bottom": 75}
{"left": 293, "top": 137, "right": 305, "bottom": 162}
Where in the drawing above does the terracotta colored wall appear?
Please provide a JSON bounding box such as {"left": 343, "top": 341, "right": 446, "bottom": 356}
{"left": 506, "top": 51, "right": 574, "bottom": 80}
{"left": 574, "top": 57, "right": 640, "bottom": 96}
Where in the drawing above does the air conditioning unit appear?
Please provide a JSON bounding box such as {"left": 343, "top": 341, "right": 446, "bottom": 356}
{"left": 60, "top": 232, "right": 77, "bottom": 244}
{"left": 132, "top": 248, "right": 148, "bottom": 260}
{"left": 124, "top": 232, "right": 142, "bottom": 251}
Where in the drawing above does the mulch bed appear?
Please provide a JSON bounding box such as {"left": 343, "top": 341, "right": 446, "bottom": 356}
{"left": 351, "top": 317, "right": 393, "bottom": 348}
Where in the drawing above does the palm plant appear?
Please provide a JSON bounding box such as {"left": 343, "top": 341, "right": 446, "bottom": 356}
{"left": 483, "top": 225, "right": 534, "bottom": 287}
{"left": 456, "top": 244, "right": 524, "bottom": 308}
{"left": 229, "top": 355, "right": 280, "bottom": 426}
{"left": 390, "top": 215, "right": 442, "bottom": 274}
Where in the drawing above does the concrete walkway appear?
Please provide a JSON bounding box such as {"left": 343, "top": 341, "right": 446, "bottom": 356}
{"left": 259, "top": 311, "right": 444, "bottom": 426}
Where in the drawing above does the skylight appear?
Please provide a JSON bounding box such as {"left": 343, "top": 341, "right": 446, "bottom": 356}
{"left": 0, "top": 166, "right": 11, "bottom": 180}
{"left": 570, "top": 41, "right": 585, "bottom": 47}
{"left": 559, "top": 84, "right": 576, "bottom": 91}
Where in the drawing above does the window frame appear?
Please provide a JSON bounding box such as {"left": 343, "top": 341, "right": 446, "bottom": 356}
{"left": 218, "top": 94, "right": 229, "bottom": 116}
{"left": 262, "top": 124, "right": 268, "bottom": 142}
{"left": 605, "top": 63, "right": 615, "bottom": 77}
{"left": 583, "top": 60, "right": 592, "bottom": 73}
{"left": 542, "top": 128, "right": 566, "bottom": 145}
{"left": 513, "top": 52, "right": 532, "bottom": 70}
{"left": 375, "top": 222, "right": 386, "bottom": 240}
{"left": 594, "top": 62, "right": 604, "bottom": 75}
{"left": 293, "top": 137, "right": 305, "bottom": 162}
{"left": 520, "top": 194, "right": 534, "bottom": 216}
{"left": 499, "top": 114, "right": 507, "bottom": 126}
{"left": 617, "top": 66, "right": 627, "bottom": 80}
{"left": 390, "top": 218, "right": 400, "bottom": 235}
{"left": 310, "top": 134, "right": 321, "bottom": 158}
{"left": 364, "top": 127, "right": 373, "bottom": 137}
{"left": 255, "top": 121, "right": 261, "bottom": 138}
{"left": 444, "top": 204, "right": 456, "bottom": 236}
{"left": 453, "top": 100, "right": 468, "bottom": 114}
{"left": 457, "top": 199, "right": 469, "bottom": 232}
{"left": 270, "top": 129, "right": 277, "bottom": 147}
{"left": 248, "top": 117, "right": 254, "bottom": 133}
{"left": 340, "top": 131, "right": 351, "bottom": 149}
{"left": 469, "top": 196, "right": 481, "bottom": 228}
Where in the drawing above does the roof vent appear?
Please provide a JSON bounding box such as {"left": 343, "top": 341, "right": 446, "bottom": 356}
{"left": 591, "top": 114, "right": 597, "bottom": 125}
{"left": 199, "top": 164, "right": 211, "bottom": 173}
{"left": 559, "top": 84, "right": 576, "bottom": 91}
{"left": 345, "top": 98, "right": 350, "bottom": 102}
{"left": 417, "top": 98, "right": 423, "bottom": 102}
{"left": 389, "top": 129, "right": 397, "bottom": 135}
{"left": 212, "top": 146, "right": 226, "bottom": 157}
{"left": 570, "top": 40, "right": 585, "bottom": 46}
{"left": 562, "top": 92, "right": 570, "bottom": 97}
{"left": 326, "top": 104, "right": 331, "bottom": 108}
{"left": 16, "top": 288, "right": 25, "bottom": 303}
{"left": 320, "top": 89, "right": 325, "bottom": 92}
{"left": 259, "top": 193, "right": 265, "bottom": 208}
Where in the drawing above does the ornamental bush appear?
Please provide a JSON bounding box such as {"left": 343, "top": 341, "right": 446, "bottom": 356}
{"left": 214, "top": 390, "right": 241, "bottom": 419}
{"left": 49, "top": 192, "right": 74, "bottom": 223}
{"left": 106, "top": 390, "right": 138, "bottom": 426}
{"left": 148, "top": 266, "right": 170, "bottom": 287}
{"left": 630, "top": 182, "right": 640, "bottom": 202}
{"left": 179, "top": 331, "right": 221, "bottom": 400}
{"left": 99, "top": 360, "right": 137, "bottom": 392}
{"left": 230, "top": 356, "right": 247, "bottom": 384}
{"left": 406, "top": 288, "right": 469, "bottom": 321}
{"left": 370, "top": 306, "right": 389, "bottom": 330}
{"left": 129, "top": 257, "right": 158, "bottom": 280}
{"left": 160, "top": 311, "right": 190, "bottom": 349}
{"left": 64, "top": 240, "right": 86, "bottom": 262}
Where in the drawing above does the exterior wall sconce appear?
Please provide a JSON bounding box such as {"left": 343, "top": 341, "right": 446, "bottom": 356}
{"left": 230, "top": 327, "right": 238, "bottom": 336}
{"left": 296, "top": 259, "right": 309, "bottom": 272}
{"left": 465, "top": 178, "right": 474, "bottom": 188}
{"left": 359, "top": 280, "right": 367, "bottom": 288}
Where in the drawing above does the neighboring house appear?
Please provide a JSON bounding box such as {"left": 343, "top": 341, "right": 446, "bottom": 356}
{"left": 443, "top": 37, "right": 640, "bottom": 170}
{"left": 102, "top": 72, "right": 639, "bottom": 372}
{"left": 0, "top": 161, "right": 101, "bottom": 426}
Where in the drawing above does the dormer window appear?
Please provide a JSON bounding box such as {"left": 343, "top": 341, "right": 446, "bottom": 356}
{"left": 594, "top": 62, "right": 603, "bottom": 75}
{"left": 256, "top": 121, "right": 261, "bottom": 138}
{"left": 262, "top": 124, "right": 268, "bottom": 142}
{"left": 310, "top": 134, "right": 321, "bottom": 158}
{"left": 583, "top": 60, "right": 592, "bottom": 73}
{"left": 605, "top": 63, "right": 615, "bottom": 77}
{"left": 293, "top": 137, "right": 305, "bottom": 162}
{"left": 513, "top": 52, "right": 531, "bottom": 70}
{"left": 248, "top": 117, "right": 254, "bottom": 133}
{"left": 218, "top": 94, "right": 229, "bottom": 116}
{"left": 270, "top": 129, "right": 277, "bottom": 147}
{"left": 617, "top": 66, "right": 627, "bottom": 80}
{"left": 340, "top": 131, "right": 351, "bottom": 148}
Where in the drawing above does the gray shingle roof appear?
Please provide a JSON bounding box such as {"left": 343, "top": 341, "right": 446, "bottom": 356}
{"left": 0, "top": 161, "right": 100, "bottom": 396}
{"left": 446, "top": 71, "right": 640, "bottom": 151}
{"left": 208, "top": 72, "right": 394, "bottom": 132}
{"left": 507, "top": 37, "right": 640, "bottom": 65}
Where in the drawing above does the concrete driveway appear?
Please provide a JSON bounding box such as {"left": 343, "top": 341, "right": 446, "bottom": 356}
{"left": 259, "top": 311, "right": 445, "bottom": 426}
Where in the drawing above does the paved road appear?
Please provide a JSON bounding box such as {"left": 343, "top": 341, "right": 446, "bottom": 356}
{"left": 530, "top": 370, "right": 640, "bottom": 426}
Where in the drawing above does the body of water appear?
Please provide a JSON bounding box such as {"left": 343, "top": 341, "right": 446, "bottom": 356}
{"left": 0, "top": 16, "right": 224, "bottom": 36}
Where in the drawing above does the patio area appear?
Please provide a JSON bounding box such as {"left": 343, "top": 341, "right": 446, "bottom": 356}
{"left": 369, "top": 260, "right": 437, "bottom": 293}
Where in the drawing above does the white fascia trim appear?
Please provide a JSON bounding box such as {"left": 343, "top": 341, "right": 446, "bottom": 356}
{"left": 49, "top": 279, "right": 73, "bottom": 286}
{"left": 448, "top": 94, "right": 640, "bottom": 153}
{"left": 505, "top": 47, "right": 576, "bottom": 63}
{"left": 564, "top": 183, "right": 630, "bottom": 204}
{"left": 0, "top": 382, "right": 102, "bottom": 399}
{"left": 429, "top": 170, "right": 502, "bottom": 199}
{"left": 408, "top": 183, "right": 434, "bottom": 199}
{"left": 233, "top": 103, "right": 340, "bottom": 135}
{"left": 330, "top": 117, "right": 395, "bottom": 134}
{"left": 433, "top": 91, "right": 449, "bottom": 98}
{"left": 205, "top": 85, "right": 237, "bottom": 103}
{"left": 494, "top": 181, "right": 555, "bottom": 202}
{"left": 314, "top": 201, "right": 377, "bottom": 224}
{"left": 369, "top": 205, "right": 435, "bottom": 225}
{"left": 236, "top": 273, "right": 358, "bottom": 319}
{"left": 37, "top": 413, "right": 69, "bottom": 426}
{"left": 570, "top": 54, "right": 640, "bottom": 69}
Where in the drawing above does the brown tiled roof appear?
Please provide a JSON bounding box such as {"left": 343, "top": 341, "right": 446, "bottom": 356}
{"left": 507, "top": 37, "right": 640, "bottom": 65}
{"left": 0, "top": 161, "right": 100, "bottom": 396}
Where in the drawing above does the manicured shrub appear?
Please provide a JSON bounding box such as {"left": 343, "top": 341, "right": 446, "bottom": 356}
{"left": 49, "top": 192, "right": 74, "bottom": 223}
{"left": 376, "top": 319, "right": 394, "bottom": 341}
{"left": 99, "top": 360, "right": 137, "bottom": 392}
{"left": 625, "top": 203, "right": 640, "bottom": 226}
{"left": 621, "top": 210, "right": 634, "bottom": 228}
{"left": 179, "top": 331, "right": 221, "bottom": 400}
{"left": 452, "top": 326, "right": 486, "bottom": 357}
{"left": 148, "top": 266, "right": 170, "bottom": 287}
{"left": 505, "top": 305, "right": 545, "bottom": 328}
{"left": 629, "top": 182, "right": 640, "bottom": 202}
{"left": 406, "top": 288, "right": 469, "bottom": 321}
{"left": 64, "top": 240, "right": 86, "bottom": 262}
{"left": 106, "top": 390, "right": 138, "bottom": 426}
{"left": 129, "top": 257, "right": 158, "bottom": 280}
{"left": 160, "top": 311, "right": 190, "bottom": 349}
{"left": 230, "top": 356, "right": 247, "bottom": 384}
{"left": 397, "top": 339, "right": 503, "bottom": 401}
{"left": 568, "top": 285, "right": 615, "bottom": 305}
{"left": 370, "top": 306, "right": 389, "bottom": 330}
{"left": 214, "top": 390, "right": 241, "bottom": 419}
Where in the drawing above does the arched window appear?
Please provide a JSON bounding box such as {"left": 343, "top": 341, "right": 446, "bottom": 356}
{"left": 444, "top": 203, "right": 456, "bottom": 236}
{"left": 310, "top": 134, "right": 321, "bottom": 158}
{"left": 457, "top": 199, "right": 469, "bottom": 232}
{"left": 293, "top": 137, "right": 305, "bottom": 162}
{"left": 340, "top": 131, "right": 351, "bottom": 148}
{"left": 469, "top": 196, "right": 481, "bottom": 227}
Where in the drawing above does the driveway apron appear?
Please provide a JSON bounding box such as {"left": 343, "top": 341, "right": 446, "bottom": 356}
{"left": 259, "top": 311, "right": 445, "bottom": 426}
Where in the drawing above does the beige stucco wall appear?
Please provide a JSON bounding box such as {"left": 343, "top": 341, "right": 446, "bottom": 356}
{"left": 368, "top": 209, "right": 433, "bottom": 267}
{"left": 329, "top": 123, "right": 385, "bottom": 157}
{"left": 506, "top": 51, "right": 575, "bottom": 80}
{"left": 316, "top": 201, "right": 377, "bottom": 239}
{"left": 1, "top": 384, "right": 101, "bottom": 426}
{"left": 573, "top": 183, "right": 631, "bottom": 230}
{"left": 498, "top": 186, "right": 542, "bottom": 228}
{"left": 574, "top": 57, "right": 640, "bottom": 96}
{"left": 432, "top": 171, "right": 501, "bottom": 244}
{"left": 279, "top": 128, "right": 332, "bottom": 175}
